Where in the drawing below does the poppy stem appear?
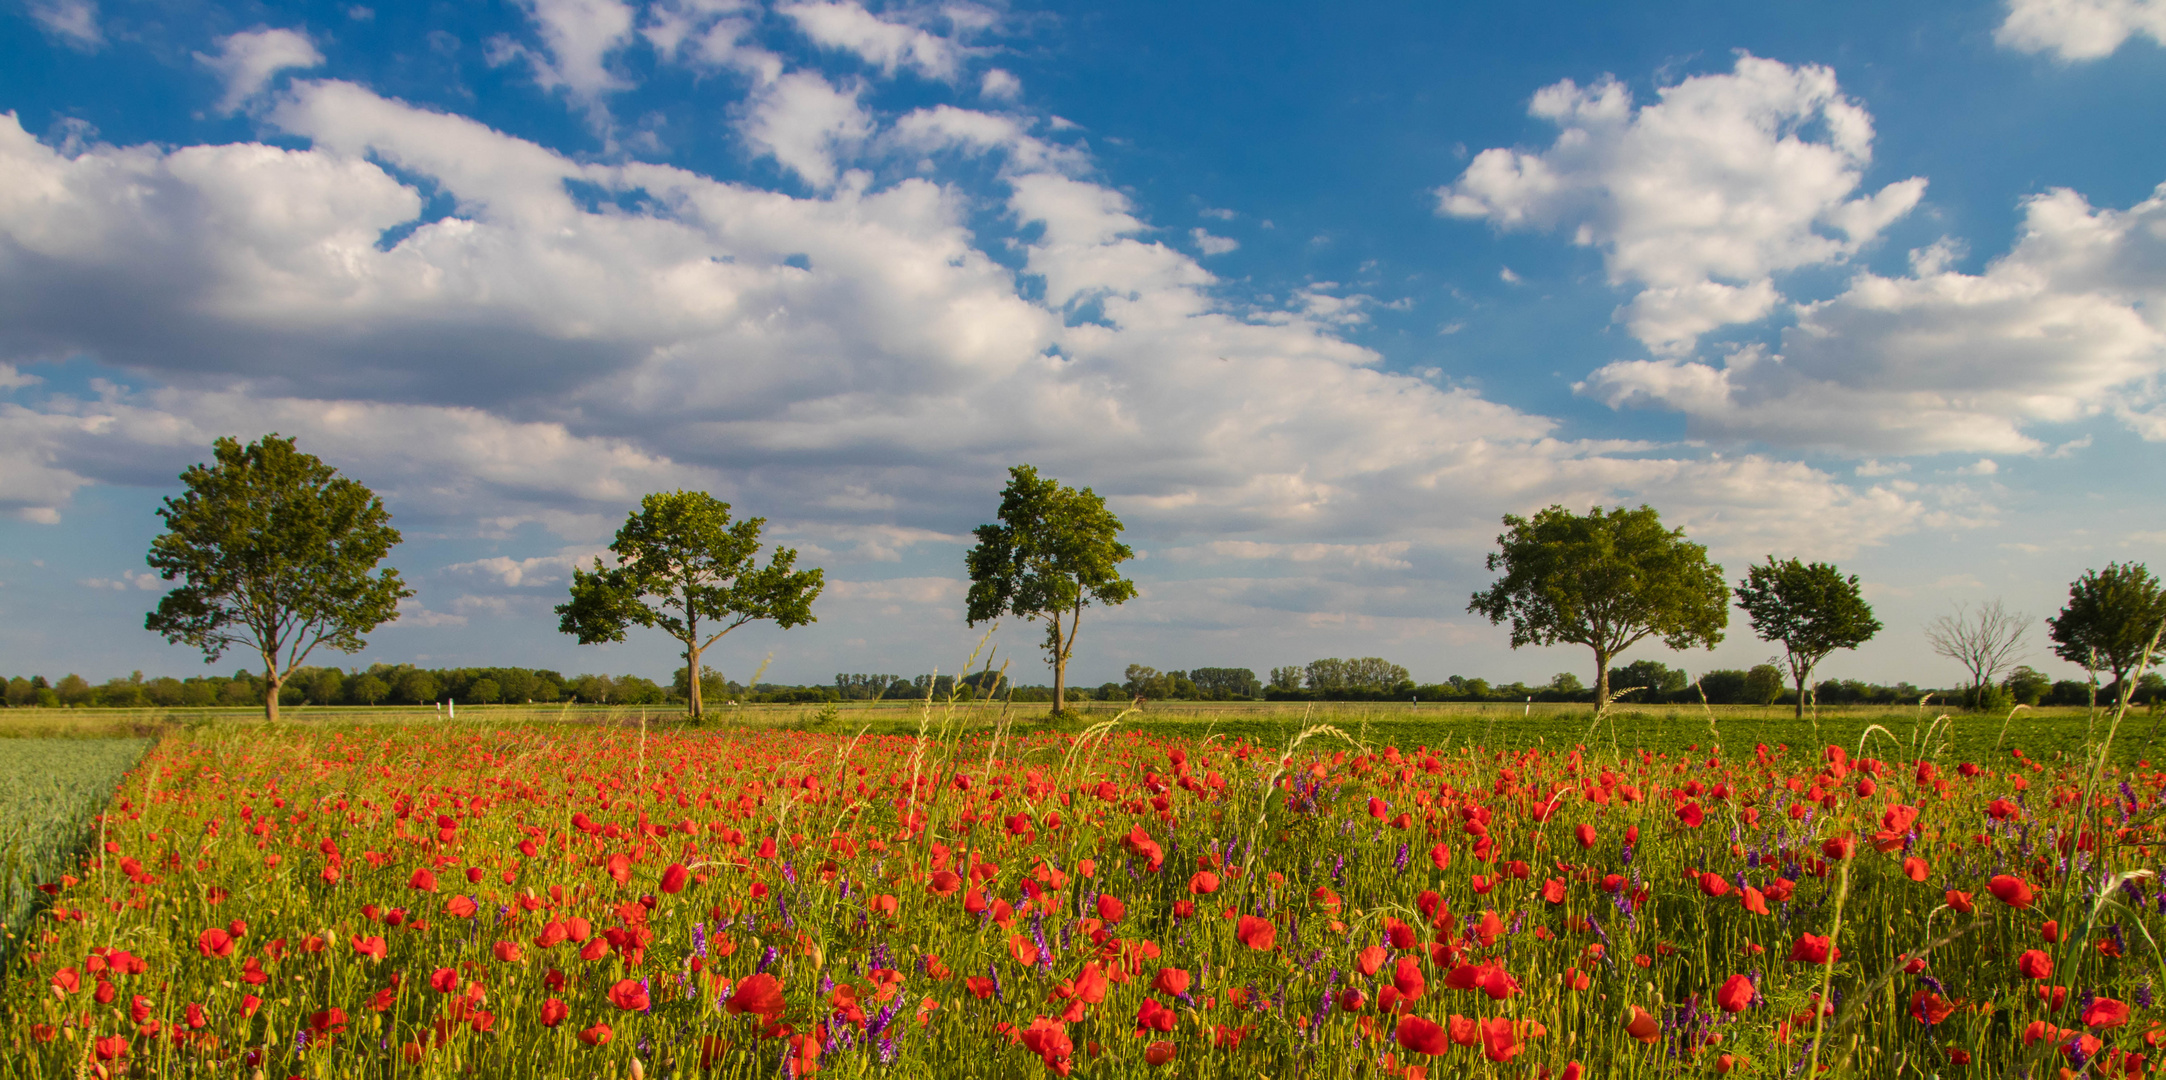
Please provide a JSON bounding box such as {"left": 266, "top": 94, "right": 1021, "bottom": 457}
{"left": 1803, "top": 857, "right": 1852, "bottom": 1079}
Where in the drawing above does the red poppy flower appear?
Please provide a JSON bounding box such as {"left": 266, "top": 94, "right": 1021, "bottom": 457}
{"left": 610, "top": 978, "right": 650, "bottom": 1012}
{"left": 2084, "top": 997, "right": 2131, "bottom": 1029}
{"left": 408, "top": 868, "right": 437, "bottom": 892}
{"left": 1910, "top": 991, "right": 1956, "bottom": 1025}
{"left": 1187, "top": 871, "right": 1220, "bottom": 895}
{"left": 1698, "top": 872, "right": 1731, "bottom": 898}
{"left": 1144, "top": 1041, "right": 1176, "bottom": 1066}
{"left": 1624, "top": 1005, "right": 1659, "bottom": 1043}
{"left": 1788, "top": 934, "right": 1840, "bottom": 965}
{"left": 1135, "top": 998, "right": 1177, "bottom": 1035}
{"left": 196, "top": 928, "right": 235, "bottom": 959}
{"left": 650, "top": 862, "right": 687, "bottom": 894}
{"left": 1395, "top": 1014, "right": 1448, "bottom": 1056}
{"left": 1987, "top": 874, "right": 2034, "bottom": 909}
{"left": 727, "top": 973, "right": 785, "bottom": 1020}
{"left": 578, "top": 1021, "right": 613, "bottom": 1046}
{"left": 1479, "top": 1016, "right": 1524, "bottom": 1063}
{"left": 928, "top": 870, "right": 962, "bottom": 896}
{"left": 1235, "top": 915, "right": 1276, "bottom": 951}
{"left": 2017, "top": 949, "right": 2052, "bottom": 980}
{"left": 1574, "top": 823, "right": 1597, "bottom": 849}
{"left": 540, "top": 998, "right": 568, "bottom": 1028}
{"left": 1008, "top": 934, "right": 1041, "bottom": 968}
{"left": 493, "top": 940, "right": 523, "bottom": 963}
{"left": 445, "top": 895, "right": 477, "bottom": 918}
{"left": 1152, "top": 968, "right": 1190, "bottom": 996}
{"left": 430, "top": 967, "right": 459, "bottom": 994}
{"left": 1096, "top": 894, "right": 1124, "bottom": 924}
{"left": 1676, "top": 802, "right": 1705, "bottom": 828}
{"left": 1357, "top": 944, "right": 1387, "bottom": 977}
{"left": 1715, "top": 973, "right": 1753, "bottom": 1013}
{"left": 1392, "top": 956, "right": 1426, "bottom": 1000}
{"left": 351, "top": 935, "right": 387, "bottom": 962}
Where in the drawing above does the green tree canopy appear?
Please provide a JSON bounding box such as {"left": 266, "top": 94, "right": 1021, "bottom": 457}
{"left": 144, "top": 434, "right": 410, "bottom": 722}
{"left": 557, "top": 491, "right": 823, "bottom": 720}
{"left": 965, "top": 465, "right": 1137, "bottom": 716}
{"left": 2047, "top": 562, "right": 2166, "bottom": 698}
{"left": 1468, "top": 504, "right": 1728, "bottom": 710}
{"left": 1735, "top": 556, "right": 1882, "bottom": 718}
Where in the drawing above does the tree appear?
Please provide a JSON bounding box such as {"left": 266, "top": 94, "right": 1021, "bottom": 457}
{"left": 2002, "top": 665, "right": 2051, "bottom": 706}
{"left": 1268, "top": 666, "right": 1304, "bottom": 693}
{"left": 348, "top": 673, "right": 389, "bottom": 706}
{"left": 965, "top": 465, "right": 1137, "bottom": 716}
{"left": 2047, "top": 563, "right": 2166, "bottom": 699}
{"left": 1734, "top": 557, "right": 1882, "bottom": 719}
{"left": 1189, "top": 667, "right": 1261, "bottom": 699}
{"left": 1743, "top": 664, "right": 1784, "bottom": 705}
{"left": 1468, "top": 505, "right": 1729, "bottom": 710}
{"left": 145, "top": 435, "right": 410, "bottom": 722}
{"left": 558, "top": 491, "right": 823, "bottom": 720}
{"left": 1925, "top": 600, "right": 2029, "bottom": 710}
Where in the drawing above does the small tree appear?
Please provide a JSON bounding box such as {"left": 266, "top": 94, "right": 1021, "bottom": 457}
{"left": 2047, "top": 563, "right": 2166, "bottom": 699}
{"left": 965, "top": 465, "right": 1137, "bottom": 716}
{"left": 348, "top": 673, "right": 388, "bottom": 705}
{"left": 1468, "top": 504, "right": 1729, "bottom": 710}
{"left": 557, "top": 491, "right": 823, "bottom": 720}
{"left": 145, "top": 435, "right": 410, "bottom": 722}
{"left": 1925, "top": 600, "right": 2029, "bottom": 710}
{"left": 1743, "top": 663, "right": 1784, "bottom": 705}
{"left": 1734, "top": 556, "right": 1883, "bottom": 719}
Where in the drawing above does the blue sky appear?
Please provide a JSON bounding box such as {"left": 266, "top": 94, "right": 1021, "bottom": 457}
{"left": 3, "top": 0, "right": 2165, "bottom": 691}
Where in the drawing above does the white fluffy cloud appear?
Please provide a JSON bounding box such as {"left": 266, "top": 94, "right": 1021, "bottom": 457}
{"left": 1439, "top": 54, "right": 1924, "bottom": 354}
{"left": 498, "top": 0, "right": 638, "bottom": 105}
{"left": 1581, "top": 184, "right": 2166, "bottom": 455}
{"left": 1998, "top": 0, "right": 2166, "bottom": 60}
{"left": 0, "top": 50, "right": 1934, "bottom": 649}
{"left": 195, "top": 28, "right": 325, "bottom": 114}
{"left": 780, "top": 1, "right": 961, "bottom": 80}
{"left": 739, "top": 70, "right": 873, "bottom": 185}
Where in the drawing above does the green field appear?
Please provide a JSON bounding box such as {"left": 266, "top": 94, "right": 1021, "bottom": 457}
{"left": 0, "top": 737, "right": 151, "bottom": 963}
{"left": 5, "top": 695, "right": 2154, "bottom": 764}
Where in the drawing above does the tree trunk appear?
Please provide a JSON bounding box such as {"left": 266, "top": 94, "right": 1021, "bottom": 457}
{"left": 1050, "top": 612, "right": 1067, "bottom": 717}
{"left": 1794, "top": 670, "right": 1808, "bottom": 720}
{"left": 685, "top": 639, "right": 704, "bottom": 720}
{"left": 264, "top": 672, "right": 282, "bottom": 723}
{"left": 1593, "top": 647, "right": 1611, "bottom": 712}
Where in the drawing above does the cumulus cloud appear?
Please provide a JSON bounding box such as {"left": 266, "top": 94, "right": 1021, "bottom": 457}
{"left": 28, "top": 0, "right": 102, "bottom": 51}
{"left": 1439, "top": 54, "right": 1924, "bottom": 354}
{"left": 1580, "top": 184, "right": 2166, "bottom": 455}
{"left": 195, "top": 28, "right": 326, "bottom": 114}
{"left": 498, "top": 0, "right": 637, "bottom": 104}
{"left": 1998, "top": 0, "right": 2166, "bottom": 60}
{"left": 740, "top": 71, "right": 873, "bottom": 185}
{"left": 781, "top": 1, "right": 960, "bottom": 80}
{"left": 0, "top": 64, "right": 1933, "bottom": 636}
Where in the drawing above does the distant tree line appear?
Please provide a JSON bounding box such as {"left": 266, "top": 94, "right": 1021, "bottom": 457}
{"left": 14, "top": 655, "right": 2160, "bottom": 710}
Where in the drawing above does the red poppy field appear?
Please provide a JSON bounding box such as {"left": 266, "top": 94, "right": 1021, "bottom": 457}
{"left": 5, "top": 715, "right": 2163, "bottom": 1079}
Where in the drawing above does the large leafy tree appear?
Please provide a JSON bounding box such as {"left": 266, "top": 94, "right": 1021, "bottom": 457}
{"left": 2047, "top": 562, "right": 2166, "bottom": 699}
{"left": 965, "top": 465, "right": 1136, "bottom": 716}
{"left": 1735, "top": 556, "right": 1882, "bottom": 718}
{"left": 1468, "top": 504, "right": 1729, "bottom": 711}
{"left": 145, "top": 434, "right": 410, "bottom": 722}
{"left": 557, "top": 491, "right": 823, "bottom": 719}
